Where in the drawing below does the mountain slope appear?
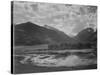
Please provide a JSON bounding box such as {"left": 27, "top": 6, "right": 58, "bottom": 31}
{"left": 14, "top": 22, "right": 75, "bottom": 46}
{"left": 75, "top": 28, "right": 97, "bottom": 44}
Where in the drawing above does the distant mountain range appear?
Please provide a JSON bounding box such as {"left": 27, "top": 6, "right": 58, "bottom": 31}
{"left": 13, "top": 22, "right": 97, "bottom": 46}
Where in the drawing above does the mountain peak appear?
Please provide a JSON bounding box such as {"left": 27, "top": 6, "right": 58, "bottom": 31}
{"left": 20, "top": 22, "right": 36, "bottom": 26}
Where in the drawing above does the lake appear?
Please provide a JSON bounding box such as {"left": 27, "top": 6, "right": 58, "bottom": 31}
{"left": 13, "top": 49, "right": 97, "bottom": 74}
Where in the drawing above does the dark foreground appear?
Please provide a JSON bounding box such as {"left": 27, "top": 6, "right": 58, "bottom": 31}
{"left": 12, "top": 49, "right": 97, "bottom": 74}
{"left": 13, "top": 61, "right": 97, "bottom": 74}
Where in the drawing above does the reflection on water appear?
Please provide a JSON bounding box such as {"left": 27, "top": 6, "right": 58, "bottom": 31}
{"left": 19, "top": 53, "right": 97, "bottom": 67}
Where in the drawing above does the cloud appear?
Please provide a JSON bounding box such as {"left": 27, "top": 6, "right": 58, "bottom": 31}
{"left": 13, "top": 1, "right": 97, "bottom": 36}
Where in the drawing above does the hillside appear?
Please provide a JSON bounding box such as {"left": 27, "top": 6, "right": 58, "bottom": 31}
{"left": 75, "top": 28, "right": 97, "bottom": 43}
{"left": 14, "top": 22, "right": 75, "bottom": 46}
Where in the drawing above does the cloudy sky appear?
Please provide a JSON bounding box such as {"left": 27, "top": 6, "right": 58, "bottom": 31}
{"left": 13, "top": 1, "right": 97, "bottom": 36}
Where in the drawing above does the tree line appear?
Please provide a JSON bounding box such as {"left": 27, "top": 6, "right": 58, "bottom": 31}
{"left": 48, "top": 42, "right": 96, "bottom": 50}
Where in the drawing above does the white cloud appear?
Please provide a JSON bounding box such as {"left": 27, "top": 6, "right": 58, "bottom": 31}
{"left": 13, "top": 1, "right": 97, "bottom": 36}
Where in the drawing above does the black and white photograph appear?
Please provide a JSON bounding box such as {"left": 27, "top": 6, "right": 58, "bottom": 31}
{"left": 11, "top": 1, "right": 97, "bottom": 74}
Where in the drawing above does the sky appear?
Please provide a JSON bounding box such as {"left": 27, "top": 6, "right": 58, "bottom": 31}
{"left": 13, "top": 1, "right": 97, "bottom": 37}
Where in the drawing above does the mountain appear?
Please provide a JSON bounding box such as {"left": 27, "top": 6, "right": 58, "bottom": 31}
{"left": 75, "top": 28, "right": 97, "bottom": 44}
{"left": 44, "top": 25, "right": 77, "bottom": 43}
{"left": 14, "top": 22, "right": 75, "bottom": 46}
{"left": 44, "top": 25, "right": 59, "bottom": 31}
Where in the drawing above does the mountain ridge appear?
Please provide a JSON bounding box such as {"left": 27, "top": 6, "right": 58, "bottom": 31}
{"left": 14, "top": 22, "right": 76, "bottom": 46}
